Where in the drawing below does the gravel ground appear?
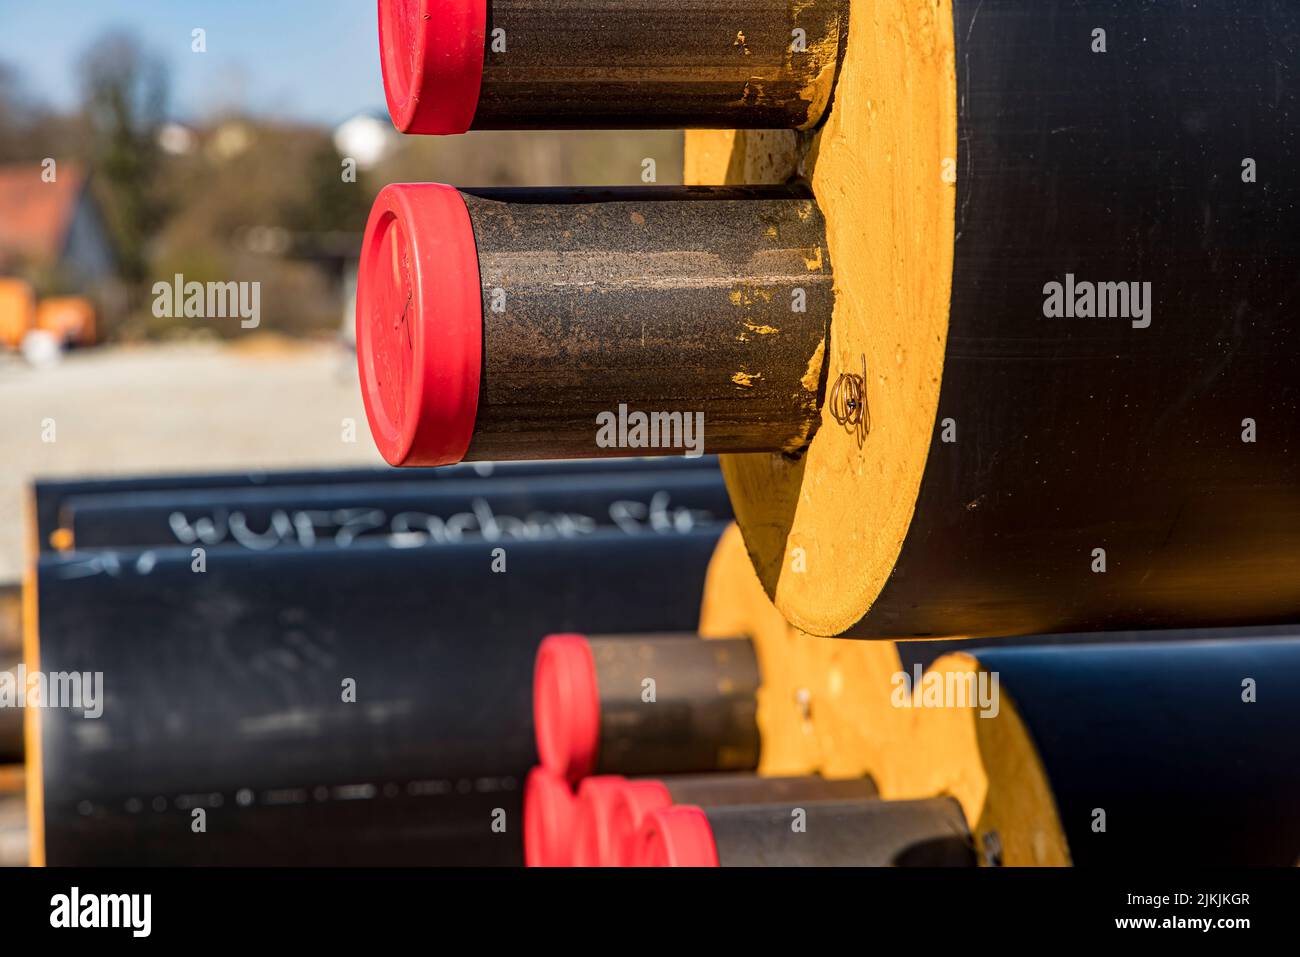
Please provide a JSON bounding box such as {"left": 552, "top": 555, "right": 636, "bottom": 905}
{"left": 0, "top": 339, "right": 385, "bottom": 584}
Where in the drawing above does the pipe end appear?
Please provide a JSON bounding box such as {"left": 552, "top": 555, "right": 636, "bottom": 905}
{"left": 356, "top": 183, "right": 481, "bottom": 467}
{"left": 638, "top": 805, "right": 720, "bottom": 867}
{"left": 610, "top": 779, "right": 672, "bottom": 866}
{"left": 533, "top": 633, "right": 600, "bottom": 785}
{"left": 573, "top": 775, "right": 627, "bottom": 867}
{"left": 378, "top": 0, "right": 486, "bottom": 134}
{"left": 524, "top": 767, "right": 577, "bottom": 867}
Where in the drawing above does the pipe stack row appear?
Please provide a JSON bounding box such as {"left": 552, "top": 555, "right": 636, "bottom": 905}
{"left": 524, "top": 633, "right": 975, "bottom": 867}
{"left": 358, "top": 0, "right": 842, "bottom": 468}
{"left": 350, "top": 1, "right": 1300, "bottom": 869}
{"left": 359, "top": 2, "right": 1300, "bottom": 637}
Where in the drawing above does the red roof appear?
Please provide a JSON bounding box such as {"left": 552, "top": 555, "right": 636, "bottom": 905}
{"left": 0, "top": 162, "right": 88, "bottom": 267}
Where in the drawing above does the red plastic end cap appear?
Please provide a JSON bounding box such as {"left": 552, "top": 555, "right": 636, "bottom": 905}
{"left": 378, "top": 0, "right": 486, "bottom": 134}
{"left": 356, "top": 183, "right": 482, "bottom": 467}
{"left": 524, "top": 767, "right": 578, "bottom": 867}
{"left": 533, "top": 634, "right": 600, "bottom": 785}
{"left": 609, "top": 780, "right": 673, "bottom": 867}
{"left": 573, "top": 776, "right": 628, "bottom": 867}
{"left": 638, "top": 806, "right": 720, "bottom": 868}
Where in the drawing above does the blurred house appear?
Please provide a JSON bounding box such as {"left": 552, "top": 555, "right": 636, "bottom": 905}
{"left": 0, "top": 162, "right": 116, "bottom": 347}
{"left": 0, "top": 162, "right": 115, "bottom": 287}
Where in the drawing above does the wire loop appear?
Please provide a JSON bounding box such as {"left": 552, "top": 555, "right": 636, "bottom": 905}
{"left": 829, "top": 353, "right": 869, "bottom": 442}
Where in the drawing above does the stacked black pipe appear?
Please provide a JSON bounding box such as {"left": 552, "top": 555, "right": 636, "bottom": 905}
{"left": 31, "top": 459, "right": 732, "bottom": 865}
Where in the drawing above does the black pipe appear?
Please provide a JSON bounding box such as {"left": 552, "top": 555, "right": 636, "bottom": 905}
{"left": 379, "top": 0, "right": 850, "bottom": 133}
{"left": 59, "top": 470, "right": 731, "bottom": 551}
{"left": 968, "top": 638, "right": 1300, "bottom": 866}
{"left": 356, "top": 185, "right": 831, "bottom": 466}
{"left": 844, "top": 0, "right": 1300, "bottom": 638}
{"left": 33, "top": 458, "right": 718, "bottom": 553}
{"left": 897, "top": 624, "right": 1300, "bottom": 673}
{"left": 534, "top": 633, "right": 760, "bottom": 783}
{"left": 35, "top": 527, "right": 722, "bottom": 865}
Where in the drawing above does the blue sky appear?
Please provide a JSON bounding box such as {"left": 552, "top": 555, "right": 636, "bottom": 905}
{"left": 0, "top": 0, "right": 384, "bottom": 125}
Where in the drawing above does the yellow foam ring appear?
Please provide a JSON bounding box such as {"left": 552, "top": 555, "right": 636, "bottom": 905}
{"left": 925, "top": 653, "right": 1071, "bottom": 867}
{"left": 698, "top": 527, "right": 1070, "bottom": 865}
{"left": 699, "top": 524, "right": 821, "bottom": 776}
{"left": 22, "top": 486, "right": 44, "bottom": 866}
{"left": 684, "top": 129, "right": 802, "bottom": 186}
{"left": 684, "top": 130, "right": 742, "bottom": 184}
{"left": 688, "top": 5, "right": 1060, "bottom": 863}
{"left": 687, "top": 1, "right": 958, "bottom": 637}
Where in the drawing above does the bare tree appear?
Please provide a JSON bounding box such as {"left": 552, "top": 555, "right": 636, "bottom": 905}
{"left": 78, "top": 31, "right": 170, "bottom": 289}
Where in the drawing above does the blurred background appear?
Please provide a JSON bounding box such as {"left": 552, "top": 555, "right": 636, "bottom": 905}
{"left": 0, "top": 0, "right": 684, "bottom": 600}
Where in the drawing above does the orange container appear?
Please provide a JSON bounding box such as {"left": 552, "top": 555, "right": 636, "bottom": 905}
{"left": 36, "top": 296, "right": 96, "bottom": 346}
{"left": 0, "top": 279, "right": 36, "bottom": 349}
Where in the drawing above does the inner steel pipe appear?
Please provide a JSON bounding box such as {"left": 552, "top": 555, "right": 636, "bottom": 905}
{"left": 356, "top": 184, "right": 832, "bottom": 466}
{"left": 0, "top": 664, "right": 21, "bottom": 764}
{"left": 639, "top": 797, "right": 977, "bottom": 867}
{"left": 532, "top": 633, "right": 761, "bottom": 783}
{"left": 378, "top": 0, "right": 851, "bottom": 133}
{"left": 606, "top": 772, "right": 879, "bottom": 865}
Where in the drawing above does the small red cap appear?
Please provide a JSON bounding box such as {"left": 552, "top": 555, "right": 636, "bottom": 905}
{"left": 572, "top": 776, "right": 627, "bottom": 867}
{"left": 378, "top": 0, "right": 486, "bottom": 134}
{"left": 638, "top": 806, "right": 720, "bottom": 867}
{"left": 533, "top": 634, "right": 600, "bottom": 784}
{"left": 523, "top": 767, "right": 578, "bottom": 867}
{"left": 356, "top": 183, "right": 482, "bottom": 467}
{"left": 609, "top": 780, "right": 673, "bottom": 867}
